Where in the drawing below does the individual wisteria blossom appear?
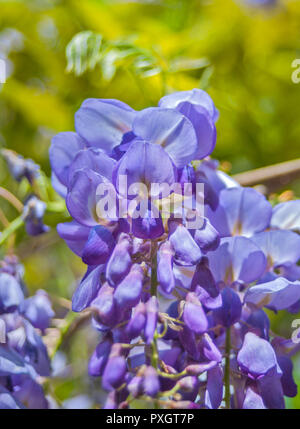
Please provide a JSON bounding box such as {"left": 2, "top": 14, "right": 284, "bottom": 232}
{"left": 1, "top": 149, "right": 40, "bottom": 184}
{"left": 1, "top": 150, "right": 50, "bottom": 238}
{"left": 0, "top": 255, "right": 54, "bottom": 409}
{"left": 50, "top": 88, "right": 300, "bottom": 409}
{"left": 22, "top": 195, "right": 50, "bottom": 237}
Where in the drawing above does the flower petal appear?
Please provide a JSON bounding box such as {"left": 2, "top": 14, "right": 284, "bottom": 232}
{"left": 208, "top": 236, "right": 266, "bottom": 284}
{"left": 169, "top": 221, "right": 202, "bottom": 266}
{"left": 75, "top": 98, "right": 135, "bottom": 153}
{"left": 72, "top": 265, "right": 103, "bottom": 312}
{"left": 213, "top": 287, "right": 242, "bottom": 327}
{"left": 176, "top": 103, "right": 216, "bottom": 159}
{"left": 81, "top": 225, "right": 115, "bottom": 266}
{"left": 66, "top": 169, "right": 105, "bottom": 227}
{"left": 68, "top": 147, "right": 116, "bottom": 183}
{"left": 243, "top": 387, "right": 266, "bottom": 409}
{"left": 133, "top": 108, "right": 198, "bottom": 168}
{"left": 114, "top": 139, "right": 177, "bottom": 198}
{"left": 183, "top": 293, "right": 208, "bottom": 334}
{"left": 57, "top": 221, "right": 90, "bottom": 257}
{"left": 49, "top": 132, "right": 85, "bottom": 186}
{"left": 159, "top": 89, "right": 218, "bottom": 122}
{"left": 0, "top": 273, "right": 24, "bottom": 312}
{"left": 206, "top": 187, "right": 272, "bottom": 238}
{"left": 205, "top": 365, "right": 223, "bottom": 409}
{"left": 237, "top": 332, "right": 277, "bottom": 378}
{"left": 245, "top": 277, "right": 300, "bottom": 311}
{"left": 271, "top": 201, "right": 300, "bottom": 232}
{"left": 251, "top": 230, "right": 300, "bottom": 268}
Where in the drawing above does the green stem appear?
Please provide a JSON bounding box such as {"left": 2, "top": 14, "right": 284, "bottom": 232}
{"left": 224, "top": 327, "right": 231, "bottom": 409}
{"left": 150, "top": 242, "right": 158, "bottom": 297}
{"left": 0, "top": 216, "right": 23, "bottom": 246}
{"left": 157, "top": 369, "right": 187, "bottom": 379}
{"left": 51, "top": 311, "right": 78, "bottom": 359}
{"left": 46, "top": 201, "right": 66, "bottom": 213}
{"left": 150, "top": 241, "right": 159, "bottom": 371}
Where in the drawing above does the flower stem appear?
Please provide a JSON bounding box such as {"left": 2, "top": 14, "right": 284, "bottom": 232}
{"left": 224, "top": 327, "right": 231, "bottom": 409}
{"left": 150, "top": 241, "right": 159, "bottom": 372}
{"left": 0, "top": 187, "right": 23, "bottom": 212}
{"left": 150, "top": 242, "right": 158, "bottom": 297}
{"left": 0, "top": 216, "right": 23, "bottom": 246}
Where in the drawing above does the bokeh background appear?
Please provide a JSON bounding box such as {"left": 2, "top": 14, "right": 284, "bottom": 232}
{"left": 0, "top": 0, "right": 299, "bottom": 408}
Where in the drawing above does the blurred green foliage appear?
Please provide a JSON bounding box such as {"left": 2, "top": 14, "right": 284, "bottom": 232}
{"left": 0, "top": 0, "right": 300, "bottom": 408}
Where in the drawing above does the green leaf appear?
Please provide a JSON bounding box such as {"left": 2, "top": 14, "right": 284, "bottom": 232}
{"left": 66, "top": 31, "right": 102, "bottom": 76}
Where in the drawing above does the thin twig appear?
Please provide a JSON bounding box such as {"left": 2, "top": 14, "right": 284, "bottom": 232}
{"left": 233, "top": 158, "right": 300, "bottom": 194}
{"left": 0, "top": 187, "right": 23, "bottom": 212}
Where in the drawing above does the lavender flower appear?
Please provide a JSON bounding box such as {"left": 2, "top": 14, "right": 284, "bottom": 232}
{"left": 0, "top": 257, "right": 53, "bottom": 409}
{"left": 49, "top": 89, "right": 300, "bottom": 409}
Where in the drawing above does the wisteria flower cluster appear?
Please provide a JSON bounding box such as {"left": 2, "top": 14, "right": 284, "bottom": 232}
{"left": 0, "top": 255, "right": 54, "bottom": 409}
{"left": 50, "top": 88, "right": 300, "bottom": 409}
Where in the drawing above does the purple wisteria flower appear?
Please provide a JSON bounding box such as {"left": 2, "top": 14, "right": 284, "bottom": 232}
{"left": 49, "top": 88, "right": 300, "bottom": 409}
{"left": 0, "top": 256, "right": 53, "bottom": 409}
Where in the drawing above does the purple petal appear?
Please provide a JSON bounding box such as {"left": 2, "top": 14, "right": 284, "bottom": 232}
{"left": 0, "top": 273, "right": 24, "bottom": 312}
{"left": 114, "top": 139, "right": 177, "bottom": 198}
{"left": 126, "top": 302, "right": 146, "bottom": 340}
{"left": 246, "top": 309, "right": 270, "bottom": 340}
{"left": 251, "top": 230, "right": 300, "bottom": 268}
{"left": 169, "top": 222, "right": 202, "bottom": 266}
{"left": 114, "top": 264, "right": 144, "bottom": 311}
{"left": 0, "top": 386, "right": 24, "bottom": 409}
{"left": 68, "top": 147, "right": 116, "bottom": 183}
{"left": 237, "top": 332, "right": 277, "bottom": 378}
{"left": 206, "top": 187, "right": 272, "bottom": 238}
{"left": 106, "top": 234, "right": 133, "bottom": 287}
{"left": 131, "top": 201, "right": 165, "bottom": 240}
{"left": 201, "top": 333, "right": 222, "bottom": 362}
{"left": 75, "top": 98, "right": 135, "bottom": 153}
{"left": 245, "top": 277, "right": 300, "bottom": 312}
{"left": 51, "top": 172, "right": 67, "bottom": 198}
{"left": 49, "top": 132, "right": 86, "bottom": 186}
{"left": 144, "top": 296, "right": 158, "bottom": 344}
{"left": 91, "top": 283, "right": 117, "bottom": 326}
{"left": 66, "top": 169, "right": 105, "bottom": 227}
{"left": 277, "top": 355, "right": 297, "bottom": 398}
{"left": 183, "top": 293, "right": 208, "bottom": 334}
{"left": 81, "top": 225, "right": 115, "bottom": 266}
{"left": 159, "top": 89, "right": 218, "bottom": 122}
{"left": 72, "top": 265, "right": 103, "bottom": 312}
{"left": 88, "top": 339, "right": 111, "bottom": 377}
{"left": 102, "top": 355, "right": 127, "bottom": 391}
{"left": 205, "top": 365, "right": 223, "bottom": 409}
{"left": 271, "top": 200, "right": 300, "bottom": 232}
{"left": 143, "top": 366, "right": 160, "bottom": 397}
{"left": 157, "top": 242, "right": 175, "bottom": 294}
{"left": 13, "top": 377, "right": 48, "bottom": 409}
{"left": 0, "top": 344, "right": 28, "bottom": 376}
{"left": 57, "top": 221, "right": 90, "bottom": 257}
{"left": 208, "top": 236, "right": 266, "bottom": 284}
{"left": 191, "top": 217, "right": 220, "bottom": 252}
{"left": 243, "top": 387, "right": 266, "bottom": 409}
{"left": 257, "top": 367, "right": 285, "bottom": 409}
{"left": 213, "top": 287, "right": 242, "bottom": 327}
{"left": 132, "top": 108, "right": 198, "bottom": 168}
{"left": 196, "top": 160, "right": 239, "bottom": 195}
{"left": 21, "top": 290, "right": 54, "bottom": 333}
{"left": 177, "top": 103, "right": 216, "bottom": 159}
